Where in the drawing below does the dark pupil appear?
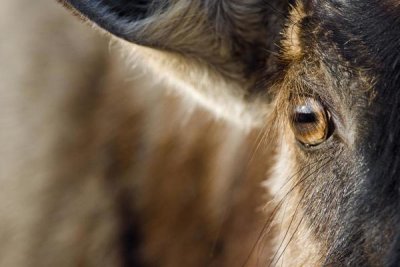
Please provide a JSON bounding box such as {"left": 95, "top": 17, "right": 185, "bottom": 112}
{"left": 294, "top": 112, "right": 317, "bottom": 123}
{"left": 293, "top": 105, "right": 317, "bottom": 124}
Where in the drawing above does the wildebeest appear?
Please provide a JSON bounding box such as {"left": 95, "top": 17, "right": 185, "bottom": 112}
{"left": 3, "top": 0, "right": 400, "bottom": 266}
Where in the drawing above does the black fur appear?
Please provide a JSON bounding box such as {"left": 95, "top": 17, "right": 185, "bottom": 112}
{"left": 288, "top": 0, "right": 400, "bottom": 265}
{"left": 65, "top": 0, "right": 152, "bottom": 42}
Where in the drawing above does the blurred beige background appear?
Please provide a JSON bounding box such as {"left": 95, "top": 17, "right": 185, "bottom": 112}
{"left": 0, "top": 1, "right": 123, "bottom": 265}
{"left": 0, "top": 1, "right": 271, "bottom": 266}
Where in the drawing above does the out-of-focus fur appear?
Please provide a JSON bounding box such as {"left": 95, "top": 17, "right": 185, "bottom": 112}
{"left": 0, "top": 0, "right": 274, "bottom": 266}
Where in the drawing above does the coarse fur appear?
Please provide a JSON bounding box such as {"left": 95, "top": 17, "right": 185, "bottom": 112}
{"left": 3, "top": 0, "right": 400, "bottom": 266}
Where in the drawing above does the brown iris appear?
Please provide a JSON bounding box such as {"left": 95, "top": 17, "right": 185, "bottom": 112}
{"left": 289, "top": 97, "right": 330, "bottom": 146}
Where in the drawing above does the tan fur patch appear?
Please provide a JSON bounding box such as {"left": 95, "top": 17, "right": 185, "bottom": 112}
{"left": 282, "top": 1, "right": 307, "bottom": 62}
{"left": 266, "top": 131, "right": 323, "bottom": 266}
{"left": 118, "top": 41, "right": 271, "bottom": 129}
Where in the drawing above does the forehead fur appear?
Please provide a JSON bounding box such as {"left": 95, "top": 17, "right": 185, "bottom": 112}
{"left": 315, "top": 0, "right": 400, "bottom": 64}
{"left": 284, "top": 0, "right": 400, "bottom": 68}
{"left": 282, "top": 1, "right": 307, "bottom": 62}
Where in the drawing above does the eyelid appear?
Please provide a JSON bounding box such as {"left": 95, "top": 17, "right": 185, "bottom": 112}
{"left": 290, "top": 96, "right": 330, "bottom": 146}
{"left": 289, "top": 92, "right": 351, "bottom": 150}
{"left": 289, "top": 91, "right": 343, "bottom": 127}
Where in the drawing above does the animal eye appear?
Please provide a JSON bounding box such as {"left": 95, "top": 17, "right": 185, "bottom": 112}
{"left": 289, "top": 97, "right": 331, "bottom": 147}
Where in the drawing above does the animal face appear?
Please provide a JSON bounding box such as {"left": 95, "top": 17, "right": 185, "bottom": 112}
{"left": 271, "top": 2, "right": 400, "bottom": 265}
{"left": 60, "top": 0, "right": 400, "bottom": 265}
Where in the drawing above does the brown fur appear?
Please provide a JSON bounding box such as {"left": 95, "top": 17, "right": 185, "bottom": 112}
{"left": 1, "top": 0, "right": 276, "bottom": 266}
{"left": 7, "top": 0, "right": 397, "bottom": 265}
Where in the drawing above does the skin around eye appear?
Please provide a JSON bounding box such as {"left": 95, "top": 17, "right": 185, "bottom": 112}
{"left": 290, "top": 97, "right": 330, "bottom": 146}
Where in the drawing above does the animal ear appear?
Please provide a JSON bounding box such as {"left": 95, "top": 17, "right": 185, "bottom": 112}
{"left": 60, "top": 0, "right": 290, "bottom": 127}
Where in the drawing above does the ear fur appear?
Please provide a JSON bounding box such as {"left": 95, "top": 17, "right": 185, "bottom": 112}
{"left": 60, "top": 0, "right": 290, "bottom": 127}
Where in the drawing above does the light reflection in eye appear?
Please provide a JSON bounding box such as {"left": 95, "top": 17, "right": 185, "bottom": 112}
{"left": 290, "top": 97, "right": 331, "bottom": 146}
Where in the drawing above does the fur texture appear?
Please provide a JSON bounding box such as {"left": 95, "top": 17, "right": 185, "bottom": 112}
{"left": 3, "top": 0, "right": 400, "bottom": 266}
